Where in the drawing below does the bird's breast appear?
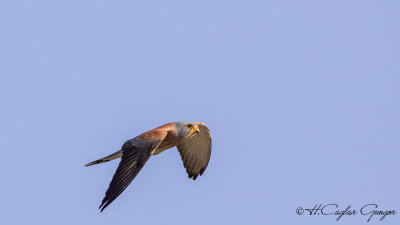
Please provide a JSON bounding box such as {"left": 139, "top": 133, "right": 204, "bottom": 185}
{"left": 151, "top": 140, "right": 176, "bottom": 155}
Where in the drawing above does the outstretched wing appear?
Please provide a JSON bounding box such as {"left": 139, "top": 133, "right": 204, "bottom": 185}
{"left": 177, "top": 122, "right": 212, "bottom": 180}
{"left": 99, "top": 132, "right": 167, "bottom": 212}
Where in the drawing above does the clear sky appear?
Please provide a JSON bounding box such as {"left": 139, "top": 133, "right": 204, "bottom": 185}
{"left": 0, "top": 1, "right": 399, "bottom": 224}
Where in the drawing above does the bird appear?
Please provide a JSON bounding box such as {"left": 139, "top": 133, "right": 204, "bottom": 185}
{"left": 85, "top": 121, "right": 212, "bottom": 212}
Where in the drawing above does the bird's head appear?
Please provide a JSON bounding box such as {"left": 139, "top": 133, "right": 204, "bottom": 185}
{"left": 175, "top": 121, "right": 200, "bottom": 140}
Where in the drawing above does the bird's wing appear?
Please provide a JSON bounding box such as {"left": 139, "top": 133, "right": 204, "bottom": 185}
{"left": 177, "top": 122, "right": 212, "bottom": 180}
{"left": 99, "top": 131, "right": 167, "bottom": 212}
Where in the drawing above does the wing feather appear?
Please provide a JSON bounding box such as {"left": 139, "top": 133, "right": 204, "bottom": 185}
{"left": 177, "top": 123, "right": 212, "bottom": 180}
{"left": 99, "top": 133, "right": 166, "bottom": 212}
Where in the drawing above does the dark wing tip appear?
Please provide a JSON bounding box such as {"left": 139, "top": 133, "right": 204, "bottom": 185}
{"left": 99, "top": 195, "right": 114, "bottom": 212}
{"left": 99, "top": 204, "right": 107, "bottom": 212}
{"left": 187, "top": 172, "right": 201, "bottom": 180}
{"left": 199, "top": 168, "right": 205, "bottom": 175}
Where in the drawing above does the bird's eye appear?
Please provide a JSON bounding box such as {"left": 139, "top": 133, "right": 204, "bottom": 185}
{"left": 187, "top": 124, "right": 193, "bottom": 129}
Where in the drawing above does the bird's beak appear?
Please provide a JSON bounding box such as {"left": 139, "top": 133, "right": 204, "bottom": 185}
{"left": 193, "top": 125, "right": 200, "bottom": 134}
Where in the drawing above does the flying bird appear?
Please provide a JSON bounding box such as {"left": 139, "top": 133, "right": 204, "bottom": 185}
{"left": 85, "top": 121, "right": 212, "bottom": 212}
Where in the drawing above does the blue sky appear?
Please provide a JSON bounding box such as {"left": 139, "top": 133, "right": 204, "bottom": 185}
{"left": 0, "top": 1, "right": 399, "bottom": 224}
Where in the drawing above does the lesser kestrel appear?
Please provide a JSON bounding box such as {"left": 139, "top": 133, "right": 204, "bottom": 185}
{"left": 85, "top": 121, "right": 212, "bottom": 212}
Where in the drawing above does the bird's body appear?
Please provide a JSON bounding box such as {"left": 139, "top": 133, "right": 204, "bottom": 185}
{"left": 143, "top": 122, "right": 186, "bottom": 155}
{"left": 86, "top": 121, "right": 212, "bottom": 212}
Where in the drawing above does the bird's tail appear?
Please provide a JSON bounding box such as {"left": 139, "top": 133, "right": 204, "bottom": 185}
{"left": 85, "top": 150, "right": 122, "bottom": 166}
